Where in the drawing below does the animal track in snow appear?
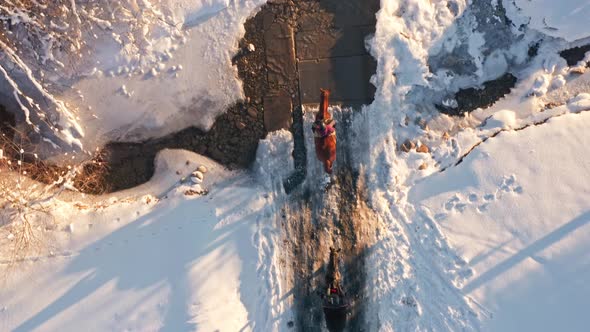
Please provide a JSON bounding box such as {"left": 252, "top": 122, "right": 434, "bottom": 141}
{"left": 441, "top": 175, "right": 523, "bottom": 215}
{"left": 499, "top": 174, "right": 523, "bottom": 194}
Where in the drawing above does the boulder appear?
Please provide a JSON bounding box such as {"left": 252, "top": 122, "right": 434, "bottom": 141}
{"left": 416, "top": 144, "right": 429, "bottom": 153}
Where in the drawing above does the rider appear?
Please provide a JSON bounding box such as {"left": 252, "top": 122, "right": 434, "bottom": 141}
{"left": 312, "top": 117, "right": 335, "bottom": 138}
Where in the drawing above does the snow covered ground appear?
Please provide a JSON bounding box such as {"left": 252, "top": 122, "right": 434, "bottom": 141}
{"left": 511, "top": 0, "right": 590, "bottom": 42}
{"left": 410, "top": 111, "right": 590, "bottom": 331}
{"left": 0, "top": 0, "right": 265, "bottom": 155}
{"left": 1, "top": 0, "right": 590, "bottom": 331}
{"left": 0, "top": 148, "right": 289, "bottom": 331}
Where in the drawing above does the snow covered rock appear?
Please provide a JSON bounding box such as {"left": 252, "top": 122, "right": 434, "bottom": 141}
{"left": 567, "top": 93, "right": 590, "bottom": 113}
{"left": 190, "top": 170, "right": 204, "bottom": 184}
{"left": 197, "top": 165, "right": 208, "bottom": 173}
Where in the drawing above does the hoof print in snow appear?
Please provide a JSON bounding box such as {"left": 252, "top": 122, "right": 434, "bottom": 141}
{"left": 434, "top": 213, "right": 448, "bottom": 221}
{"left": 483, "top": 193, "right": 496, "bottom": 201}
{"left": 477, "top": 203, "right": 489, "bottom": 213}
{"left": 445, "top": 195, "right": 461, "bottom": 211}
{"left": 499, "top": 175, "right": 522, "bottom": 194}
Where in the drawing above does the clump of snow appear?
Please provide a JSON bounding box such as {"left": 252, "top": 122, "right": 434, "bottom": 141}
{"left": 481, "top": 110, "right": 517, "bottom": 130}
{"left": 567, "top": 93, "right": 590, "bottom": 112}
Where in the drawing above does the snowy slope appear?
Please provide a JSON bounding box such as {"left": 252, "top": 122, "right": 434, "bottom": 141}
{"left": 510, "top": 0, "right": 590, "bottom": 41}
{"left": 410, "top": 111, "right": 590, "bottom": 331}
{"left": 0, "top": 148, "right": 288, "bottom": 332}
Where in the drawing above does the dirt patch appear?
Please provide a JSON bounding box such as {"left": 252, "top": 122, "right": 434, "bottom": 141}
{"left": 282, "top": 166, "right": 378, "bottom": 331}
{"left": 436, "top": 73, "right": 517, "bottom": 115}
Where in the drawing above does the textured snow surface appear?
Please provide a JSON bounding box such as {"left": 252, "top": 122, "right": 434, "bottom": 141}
{"left": 0, "top": 0, "right": 266, "bottom": 154}
{"left": 0, "top": 148, "right": 285, "bottom": 331}
{"left": 510, "top": 0, "right": 590, "bottom": 41}
{"left": 1, "top": 0, "right": 590, "bottom": 331}
{"left": 410, "top": 111, "right": 590, "bottom": 331}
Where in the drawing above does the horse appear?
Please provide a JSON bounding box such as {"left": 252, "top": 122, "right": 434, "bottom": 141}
{"left": 312, "top": 89, "right": 337, "bottom": 174}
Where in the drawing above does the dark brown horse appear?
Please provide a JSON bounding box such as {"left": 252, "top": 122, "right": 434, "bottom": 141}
{"left": 312, "top": 89, "right": 337, "bottom": 174}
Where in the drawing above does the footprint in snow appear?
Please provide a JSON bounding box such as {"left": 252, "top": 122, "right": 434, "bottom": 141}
{"left": 477, "top": 203, "right": 489, "bottom": 213}
{"left": 445, "top": 195, "right": 462, "bottom": 211}
{"left": 500, "top": 174, "right": 523, "bottom": 195}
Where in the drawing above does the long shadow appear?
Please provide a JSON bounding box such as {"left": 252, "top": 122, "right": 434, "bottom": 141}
{"left": 12, "top": 185, "right": 261, "bottom": 332}
{"left": 463, "top": 210, "right": 590, "bottom": 293}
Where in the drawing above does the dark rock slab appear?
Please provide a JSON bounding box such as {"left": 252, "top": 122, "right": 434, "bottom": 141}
{"left": 436, "top": 73, "right": 517, "bottom": 115}
{"left": 295, "top": 26, "right": 372, "bottom": 60}
{"left": 318, "top": 0, "right": 379, "bottom": 28}
{"left": 299, "top": 55, "right": 376, "bottom": 104}
{"left": 264, "top": 90, "right": 293, "bottom": 132}
{"left": 560, "top": 44, "right": 590, "bottom": 66}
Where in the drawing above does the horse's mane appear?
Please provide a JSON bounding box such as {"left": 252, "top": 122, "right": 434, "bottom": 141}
{"left": 317, "top": 89, "right": 331, "bottom": 121}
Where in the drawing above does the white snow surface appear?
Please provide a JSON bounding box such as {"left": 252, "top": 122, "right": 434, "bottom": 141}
{"left": 71, "top": 0, "right": 267, "bottom": 149}
{"left": 0, "top": 148, "right": 286, "bottom": 331}
{"left": 410, "top": 111, "right": 590, "bottom": 331}
{"left": 510, "top": 0, "right": 590, "bottom": 41}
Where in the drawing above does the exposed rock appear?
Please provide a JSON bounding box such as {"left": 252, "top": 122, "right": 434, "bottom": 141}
{"left": 416, "top": 144, "right": 429, "bottom": 153}
{"left": 442, "top": 132, "right": 450, "bottom": 140}
{"left": 236, "top": 122, "right": 247, "bottom": 130}
{"left": 247, "top": 106, "right": 258, "bottom": 118}
{"left": 436, "top": 73, "right": 517, "bottom": 115}
{"left": 192, "top": 170, "right": 204, "bottom": 180}
{"left": 570, "top": 66, "right": 586, "bottom": 75}
{"left": 419, "top": 163, "right": 428, "bottom": 170}
{"left": 197, "top": 165, "right": 208, "bottom": 173}
{"left": 400, "top": 139, "right": 415, "bottom": 152}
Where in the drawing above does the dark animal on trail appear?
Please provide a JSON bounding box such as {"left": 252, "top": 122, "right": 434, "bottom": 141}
{"left": 312, "top": 89, "right": 337, "bottom": 174}
{"left": 326, "top": 247, "right": 342, "bottom": 289}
